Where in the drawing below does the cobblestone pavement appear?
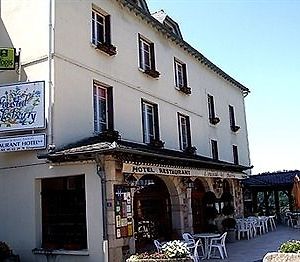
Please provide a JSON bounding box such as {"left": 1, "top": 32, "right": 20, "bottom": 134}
{"left": 202, "top": 225, "right": 300, "bottom": 262}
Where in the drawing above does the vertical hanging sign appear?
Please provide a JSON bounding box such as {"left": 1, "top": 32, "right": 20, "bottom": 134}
{"left": 114, "top": 185, "right": 133, "bottom": 239}
{"left": 0, "top": 47, "right": 17, "bottom": 70}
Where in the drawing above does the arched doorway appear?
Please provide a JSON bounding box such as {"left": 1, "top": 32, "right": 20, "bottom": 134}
{"left": 133, "top": 175, "right": 172, "bottom": 250}
{"left": 191, "top": 179, "right": 206, "bottom": 233}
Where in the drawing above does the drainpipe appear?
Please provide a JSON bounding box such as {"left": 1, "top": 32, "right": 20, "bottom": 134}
{"left": 48, "top": 0, "right": 54, "bottom": 148}
{"left": 96, "top": 154, "right": 109, "bottom": 262}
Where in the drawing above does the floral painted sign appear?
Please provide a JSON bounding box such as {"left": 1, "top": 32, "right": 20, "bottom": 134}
{"left": 0, "top": 81, "right": 45, "bottom": 132}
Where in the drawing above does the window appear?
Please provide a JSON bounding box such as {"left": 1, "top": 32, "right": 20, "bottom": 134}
{"left": 178, "top": 113, "right": 191, "bottom": 150}
{"left": 141, "top": 100, "right": 159, "bottom": 143}
{"left": 138, "top": 35, "right": 160, "bottom": 78}
{"left": 211, "top": 140, "right": 219, "bottom": 160}
{"left": 41, "top": 175, "right": 87, "bottom": 250}
{"left": 93, "top": 82, "right": 113, "bottom": 133}
{"left": 91, "top": 9, "right": 116, "bottom": 55}
{"left": 208, "top": 94, "right": 220, "bottom": 125}
{"left": 232, "top": 145, "right": 239, "bottom": 164}
{"left": 229, "top": 105, "right": 240, "bottom": 132}
{"left": 92, "top": 9, "right": 110, "bottom": 45}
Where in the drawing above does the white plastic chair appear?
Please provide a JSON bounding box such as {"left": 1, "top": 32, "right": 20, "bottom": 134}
{"left": 207, "top": 232, "right": 228, "bottom": 259}
{"left": 153, "top": 239, "right": 162, "bottom": 252}
{"left": 236, "top": 220, "right": 251, "bottom": 240}
{"left": 268, "top": 215, "right": 276, "bottom": 230}
{"left": 182, "top": 232, "right": 194, "bottom": 242}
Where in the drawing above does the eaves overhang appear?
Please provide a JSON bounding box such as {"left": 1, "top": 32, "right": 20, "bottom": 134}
{"left": 115, "top": 0, "right": 250, "bottom": 95}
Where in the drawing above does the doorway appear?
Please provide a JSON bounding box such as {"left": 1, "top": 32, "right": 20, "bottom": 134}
{"left": 191, "top": 179, "right": 206, "bottom": 233}
{"left": 133, "top": 175, "right": 172, "bottom": 250}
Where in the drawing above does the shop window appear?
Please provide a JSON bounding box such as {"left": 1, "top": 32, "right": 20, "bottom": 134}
{"left": 41, "top": 175, "right": 87, "bottom": 250}
{"left": 93, "top": 81, "right": 113, "bottom": 133}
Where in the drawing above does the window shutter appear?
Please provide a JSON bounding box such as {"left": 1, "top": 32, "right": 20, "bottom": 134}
{"left": 138, "top": 35, "right": 143, "bottom": 69}
{"left": 105, "top": 15, "right": 111, "bottom": 44}
{"left": 186, "top": 116, "right": 191, "bottom": 147}
{"left": 150, "top": 43, "right": 156, "bottom": 70}
{"left": 153, "top": 104, "right": 160, "bottom": 140}
{"left": 107, "top": 87, "right": 114, "bottom": 130}
{"left": 183, "top": 63, "right": 188, "bottom": 87}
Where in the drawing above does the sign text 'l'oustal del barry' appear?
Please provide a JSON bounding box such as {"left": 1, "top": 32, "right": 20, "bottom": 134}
{"left": 0, "top": 81, "right": 45, "bottom": 132}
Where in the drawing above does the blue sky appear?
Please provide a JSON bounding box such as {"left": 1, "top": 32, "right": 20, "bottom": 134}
{"left": 147, "top": 0, "right": 300, "bottom": 174}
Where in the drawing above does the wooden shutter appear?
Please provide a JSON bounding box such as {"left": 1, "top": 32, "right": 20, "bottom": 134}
{"left": 107, "top": 87, "right": 114, "bottom": 130}
{"left": 186, "top": 116, "right": 191, "bottom": 147}
{"left": 105, "top": 15, "right": 111, "bottom": 44}
{"left": 138, "top": 34, "right": 143, "bottom": 69}
{"left": 183, "top": 63, "right": 188, "bottom": 87}
{"left": 150, "top": 43, "right": 156, "bottom": 70}
{"left": 153, "top": 104, "right": 160, "bottom": 140}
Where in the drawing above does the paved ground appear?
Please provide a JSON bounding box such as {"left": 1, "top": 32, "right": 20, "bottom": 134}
{"left": 203, "top": 225, "right": 300, "bottom": 262}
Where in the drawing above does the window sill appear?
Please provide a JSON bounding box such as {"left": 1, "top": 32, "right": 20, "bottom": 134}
{"left": 143, "top": 68, "right": 160, "bottom": 78}
{"left": 32, "top": 248, "right": 89, "bottom": 256}
{"left": 93, "top": 42, "right": 117, "bottom": 56}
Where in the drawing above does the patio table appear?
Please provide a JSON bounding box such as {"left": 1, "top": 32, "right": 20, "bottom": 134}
{"left": 193, "top": 232, "right": 220, "bottom": 259}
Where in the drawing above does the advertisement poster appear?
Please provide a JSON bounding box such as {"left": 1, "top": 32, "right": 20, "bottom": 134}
{"left": 0, "top": 47, "right": 16, "bottom": 70}
{"left": 114, "top": 185, "right": 133, "bottom": 239}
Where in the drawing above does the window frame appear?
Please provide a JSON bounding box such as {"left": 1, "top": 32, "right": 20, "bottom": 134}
{"left": 41, "top": 175, "right": 87, "bottom": 250}
{"left": 93, "top": 81, "right": 113, "bottom": 134}
{"left": 177, "top": 113, "right": 191, "bottom": 150}
{"left": 141, "top": 99, "right": 159, "bottom": 144}
{"left": 174, "top": 58, "right": 187, "bottom": 88}
{"left": 91, "top": 9, "right": 111, "bottom": 46}
{"left": 211, "top": 139, "right": 219, "bottom": 160}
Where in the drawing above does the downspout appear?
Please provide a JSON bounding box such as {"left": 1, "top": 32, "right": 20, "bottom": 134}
{"left": 96, "top": 154, "right": 109, "bottom": 262}
{"left": 48, "top": 0, "right": 54, "bottom": 148}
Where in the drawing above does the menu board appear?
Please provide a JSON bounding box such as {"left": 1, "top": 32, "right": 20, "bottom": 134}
{"left": 114, "top": 185, "right": 133, "bottom": 239}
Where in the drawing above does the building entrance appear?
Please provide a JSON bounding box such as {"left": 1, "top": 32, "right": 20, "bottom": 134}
{"left": 133, "top": 175, "right": 172, "bottom": 251}
{"left": 191, "top": 179, "right": 206, "bottom": 233}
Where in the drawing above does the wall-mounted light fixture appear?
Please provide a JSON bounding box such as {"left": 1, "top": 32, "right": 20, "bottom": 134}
{"left": 182, "top": 177, "right": 194, "bottom": 188}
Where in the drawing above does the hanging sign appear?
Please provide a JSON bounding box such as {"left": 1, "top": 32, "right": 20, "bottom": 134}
{"left": 122, "top": 163, "right": 247, "bottom": 179}
{"left": 0, "top": 81, "right": 45, "bottom": 132}
{"left": 114, "top": 185, "right": 133, "bottom": 239}
{"left": 0, "top": 47, "right": 17, "bottom": 70}
{"left": 0, "top": 134, "right": 46, "bottom": 152}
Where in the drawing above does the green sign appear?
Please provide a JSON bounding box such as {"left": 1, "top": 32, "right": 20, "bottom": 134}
{"left": 0, "top": 47, "right": 16, "bottom": 70}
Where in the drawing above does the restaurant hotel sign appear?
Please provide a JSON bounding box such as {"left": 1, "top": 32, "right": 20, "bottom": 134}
{"left": 122, "top": 163, "right": 247, "bottom": 179}
{"left": 0, "top": 81, "right": 46, "bottom": 152}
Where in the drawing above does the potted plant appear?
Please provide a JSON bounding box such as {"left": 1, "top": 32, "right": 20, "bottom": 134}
{"left": 0, "top": 241, "right": 19, "bottom": 262}
{"left": 221, "top": 218, "right": 236, "bottom": 243}
{"left": 126, "top": 240, "right": 193, "bottom": 261}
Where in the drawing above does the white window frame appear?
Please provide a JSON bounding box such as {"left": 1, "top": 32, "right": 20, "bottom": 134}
{"left": 142, "top": 101, "right": 155, "bottom": 143}
{"left": 93, "top": 83, "right": 108, "bottom": 133}
{"left": 178, "top": 114, "right": 188, "bottom": 150}
{"left": 175, "top": 60, "right": 184, "bottom": 88}
{"left": 91, "top": 9, "right": 106, "bottom": 45}
{"left": 139, "top": 38, "right": 151, "bottom": 71}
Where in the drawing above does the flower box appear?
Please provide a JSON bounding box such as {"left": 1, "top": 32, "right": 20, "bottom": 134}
{"left": 149, "top": 139, "right": 165, "bottom": 149}
{"left": 179, "top": 86, "right": 191, "bottom": 95}
{"left": 231, "top": 125, "right": 240, "bottom": 132}
{"left": 209, "top": 117, "right": 220, "bottom": 125}
{"left": 263, "top": 252, "right": 300, "bottom": 262}
{"left": 96, "top": 42, "right": 117, "bottom": 56}
{"left": 144, "top": 69, "right": 160, "bottom": 78}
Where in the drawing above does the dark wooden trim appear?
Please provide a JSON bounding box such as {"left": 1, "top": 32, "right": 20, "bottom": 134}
{"left": 107, "top": 86, "right": 114, "bottom": 130}
{"left": 211, "top": 140, "right": 219, "bottom": 160}
{"left": 233, "top": 145, "right": 239, "bottom": 165}
{"left": 150, "top": 42, "right": 156, "bottom": 71}
{"left": 105, "top": 15, "right": 111, "bottom": 44}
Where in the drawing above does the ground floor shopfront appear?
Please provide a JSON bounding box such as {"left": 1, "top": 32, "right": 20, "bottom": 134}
{"left": 40, "top": 139, "right": 249, "bottom": 262}
{"left": 0, "top": 140, "right": 249, "bottom": 262}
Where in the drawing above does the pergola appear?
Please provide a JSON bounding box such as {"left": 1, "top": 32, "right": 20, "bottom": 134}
{"left": 242, "top": 170, "right": 300, "bottom": 220}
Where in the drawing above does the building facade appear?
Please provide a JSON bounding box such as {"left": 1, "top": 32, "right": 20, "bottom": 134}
{"left": 0, "top": 0, "right": 251, "bottom": 261}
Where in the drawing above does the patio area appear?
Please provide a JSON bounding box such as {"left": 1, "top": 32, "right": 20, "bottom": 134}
{"left": 204, "top": 225, "right": 300, "bottom": 262}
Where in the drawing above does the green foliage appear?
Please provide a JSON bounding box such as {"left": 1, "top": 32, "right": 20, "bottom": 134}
{"left": 279, "top": 240, "right": 300, "bottom": 253}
